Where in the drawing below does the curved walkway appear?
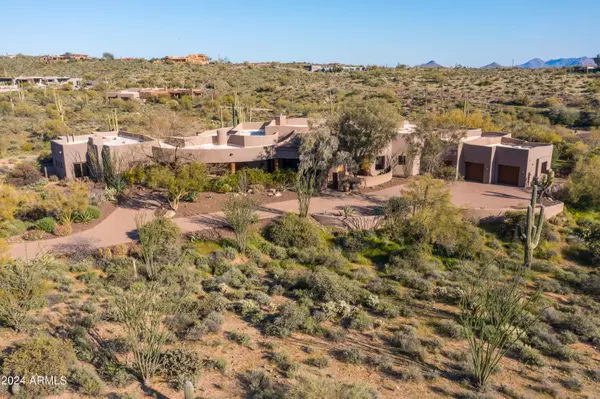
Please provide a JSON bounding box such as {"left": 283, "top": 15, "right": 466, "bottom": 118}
{"left": 9, "top": 181, "right": 533, "bottom": 260}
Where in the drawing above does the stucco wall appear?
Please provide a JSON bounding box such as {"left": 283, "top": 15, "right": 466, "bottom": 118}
{"left": 459, "top": 143, "right": 495, "bottom": 183}
{"left": 493, "top": 146, "right": 530, "bottom": 186}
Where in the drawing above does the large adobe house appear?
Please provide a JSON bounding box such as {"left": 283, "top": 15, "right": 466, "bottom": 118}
{"left": 49, "top": 117, "right": 553, "bottom": 188}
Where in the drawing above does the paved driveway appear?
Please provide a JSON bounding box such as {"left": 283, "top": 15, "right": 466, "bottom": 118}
{"left": 9, "top": 181, "right": 533, "bottom": 259}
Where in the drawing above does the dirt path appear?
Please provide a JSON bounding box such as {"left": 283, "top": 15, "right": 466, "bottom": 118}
{"left": 9, "top": 181, "right": 533, "bottom": 260}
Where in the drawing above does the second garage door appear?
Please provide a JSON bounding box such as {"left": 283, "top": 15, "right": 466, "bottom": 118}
{"left": 464, "top": 162, "right": 484, "bottom": 182}
{"left": 497, "top": 164, "right": 520, "bottom": 186}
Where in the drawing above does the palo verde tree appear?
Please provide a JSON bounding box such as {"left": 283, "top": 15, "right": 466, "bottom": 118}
{"left": 146, "top": 162, "right": 209, "bottom": 210}
{"left": 333, "top": 98, "right": 400, "bottom": 174}
{"left": 222, "top": 195, "right": 258, "bottom": 253}
{"left": 460, "top": 263, "right": 543, "bottom": 389}
{"left": 297, "top": 124, "right": 344, "bottom": 217}
{"left": 135, "top": 216, "right": 181, "bottom": 280}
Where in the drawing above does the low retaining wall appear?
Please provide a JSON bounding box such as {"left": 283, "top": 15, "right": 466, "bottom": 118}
{"left": 357, "top": 171, "right": 393, "bottom": 188}
{"left": 463, "top": 202, "right": 564, "bottom": 222}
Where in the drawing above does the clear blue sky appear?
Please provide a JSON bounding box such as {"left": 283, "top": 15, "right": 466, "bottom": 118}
{"left": 2, "top": 0, "right": 598, "bottom": 67}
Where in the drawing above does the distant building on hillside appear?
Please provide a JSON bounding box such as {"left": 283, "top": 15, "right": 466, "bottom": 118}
{"left": 68, "top": 53, "right": 90, "bottom": 61}
{"left": 163, "top": 54, "right": 210, "bottom": 65}
{"left": 106, "top": 88, "right": 203, "bottom": 101}
{"left": 304, "top": 64, "right": 366, "bottom": 72}
{"left": 40, "top": 53, "right": 90, "bottom": 63}
{"left": 0, "top": 76, "right": 82, "bottom": 89}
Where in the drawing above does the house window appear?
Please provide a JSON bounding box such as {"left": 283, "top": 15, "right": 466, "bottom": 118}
{"left": 375, "top": 156, "right": 386, "bottom": 170}
{"left": 541, "top": 161, "right": 548, "bottom": 174}
{"left": 398, "top": 155, "right": 406, "bottom": 166}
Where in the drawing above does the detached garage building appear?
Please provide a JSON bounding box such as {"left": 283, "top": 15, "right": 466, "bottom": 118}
{"left": 445, "top": 129, "right": 553, "bottom": 187}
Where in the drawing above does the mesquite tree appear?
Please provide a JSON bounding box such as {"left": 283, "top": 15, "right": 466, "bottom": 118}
{"left": 517, "top": 184, "right": 545, "bottom": 267}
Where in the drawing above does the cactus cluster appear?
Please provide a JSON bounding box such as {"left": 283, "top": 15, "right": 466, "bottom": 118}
{"left": 517, "top": 184, "right": 545, "bottom": 267}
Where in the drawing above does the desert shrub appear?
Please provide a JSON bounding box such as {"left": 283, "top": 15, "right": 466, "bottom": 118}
{"left": 346, "top": 310, "right": 374, "bottom": 332}
{"left": 391, "top": 325, "right": 426, "bottom": 361}
{"left": 265, "top": 302, "right": 310, "bottom": 337}
{"left": 2, "top": 337, "right": 75, "bottom": 396}
{"left": 339, "top": 347, "right": 365, "bottom": 364}
{"left": 434, "top": 319, "right": 464, "bottom": 339}
{"left": 22, "top": 228, "right": 46, "bottom": 240}
{"left": 160, "top": 349, "right": 203, "bottom": 389}
{"left": 242, "top": 369, "right": 285, "bottom": 399}
{"left": 291, "top": 268, "right": 367, "bottom": 305}
{"left": 185, "top": 311, "right": 225, "bottom": 340}
{"left": 288, "top": 374, "right": 379, "bottom": 399}
{"left": 400, "top": 365, "right": 424, "bottom": 382}
{"left": 270, "top": 352, "right": 300, "bottom": 378}
{"left": 562, "top": 375, "right": 584, "bottom": 392}
{"left": 204, "top": 357, "right": 228, "bottom": 373}
{"left": 70, "top": 364, "right": 105, "bottom": 396}
{"left": 36, "top": 217, "right": 57, "bottom": 233}
{"left": 53, "top": 223, "right": 73, "bottom": 236}
{"left": 306, "top": 356, "right": 330, "bottom": 369}
{"left": 6, "top": 161, "right": 42, "bottom": 186}
{"left": 75, "top": 205, "right": 101, "bottom": 223}
{"left": 229, "top": 330, "right": 253, "bottom": 346}
{"left": 263, "top": 213, "right": 324, "bottom": 249}
{"left": 222, "top": 195, "right": 258, "bottom": 253}
{"left": 509, "top": 342, "right": 545, "bottom": 367}
{"left": 0, "top": 261, "right": 49, "bottom": 331}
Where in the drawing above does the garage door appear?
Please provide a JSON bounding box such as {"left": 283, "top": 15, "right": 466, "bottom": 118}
{"left": 465, "top": 162, "right": 484, "bottom": 182}
{"left": 498, "top": 164, "right": 520, "bottom": 186}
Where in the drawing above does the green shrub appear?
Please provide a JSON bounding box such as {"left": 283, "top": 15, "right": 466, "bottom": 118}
{"left": 160, "top": 349, "right": 203, "bottom": 389}
{"left": 339, "top": 347, "right": 364, "bottom": 364}
{"left": 54, "top": 223, "right": 73, "bottom": 236}
{"left": 36, "top": 217, "right": 57, "bottom": 233}
{"left": 306, "top": 356, "right": 330, "bottom": 369}
{"left": 204, "top": 358, "right": 228, "bottom": 373}
{"left": 228, "top": 330, "right": 253, "bottom": 346}
{"left": 86, "top": 205, "right": 102, "bottom": 219}
{"left": 391, "top": 325, "right": 426, "bottom": 361}
{"left": 22, "top": 229, "right": 46, "bottom": 240}
{"left": 2, "top": 337, "right": 76, "bottom": 396}
{"left": 263, "top": 213, "right": 324, "bottom": 249}
{"left": 265, "top": 302, "right": 310, "bottom": 337}
{"left": 70, "top": 364, "right": 105, "bottom": 396}
{"left": 347, "top": 310, "right": 374, "bottom": 332}
{"left": 434, "top": 319, "right": 464, "bottom": 339}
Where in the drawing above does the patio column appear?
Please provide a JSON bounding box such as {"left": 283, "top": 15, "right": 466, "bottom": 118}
{"left": 231, "top": 162, "right": 235, "bottom": 175}
{"left": 274, "top": 158, "right": 279, "bottom": 172}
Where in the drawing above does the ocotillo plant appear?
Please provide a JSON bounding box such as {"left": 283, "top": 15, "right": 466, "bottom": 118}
{"left": 517, "top": 184, "right": 545, "bottom": 267}
{"left": 184, "top": 381, "right": 194, "bottom": 399}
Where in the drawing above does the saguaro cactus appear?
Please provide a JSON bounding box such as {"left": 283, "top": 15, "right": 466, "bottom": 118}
{"left": 517, "top": 184, "right": 545, "bottom": 267}
{"left": 184, "top": 381, "right": 194, "bottom": 399}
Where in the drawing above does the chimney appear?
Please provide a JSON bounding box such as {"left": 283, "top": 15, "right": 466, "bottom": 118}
{"left": 217, "top": 128, "right": 229, "bottom": 146}
{"left": 275, "top": 114, "right": 286, "bottom": 126}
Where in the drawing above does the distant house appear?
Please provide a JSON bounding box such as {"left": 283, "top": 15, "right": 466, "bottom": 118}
{"left": 106, "top": 88, "right": 203, "bottom": 101}
{"left": 163, "top": 54, "right": 210, "bottom": 65}
{"left": 40, "top": 55, "right": 68, "bottom": 63}
{"left": 304, "top": 64, "right": 366, "bottom": 72}
{"left": 67, "top": 53, "right": 90, "bottom": 61}
{"left": 0, "top": 76, "right": 82, "bottom": 89}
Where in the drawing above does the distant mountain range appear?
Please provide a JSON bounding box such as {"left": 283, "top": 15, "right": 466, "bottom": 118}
{"left": 415, "top": 57, "right": 598, "bottom": 69}
{"left": 519, "top": 57, "right": 597, "bottom": 68}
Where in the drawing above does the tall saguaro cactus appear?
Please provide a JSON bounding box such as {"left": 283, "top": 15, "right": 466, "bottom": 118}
{"left": 517, "top": 184, "right": 545, "bottom": 267}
